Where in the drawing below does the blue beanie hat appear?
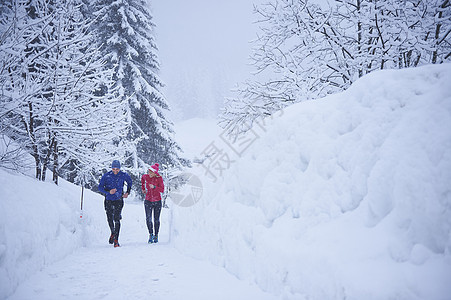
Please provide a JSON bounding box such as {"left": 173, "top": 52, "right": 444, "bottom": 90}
{"left": 112, "top": 160, "right": 121, "bottom": 169}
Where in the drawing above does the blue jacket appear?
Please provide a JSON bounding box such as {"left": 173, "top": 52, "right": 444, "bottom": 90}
{"left": 98, "top": 170, "right": 133, "bottom": 201}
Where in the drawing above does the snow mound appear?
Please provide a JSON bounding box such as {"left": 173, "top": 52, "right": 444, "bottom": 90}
{"left": 171, "top": 64, "right": 451, "bottom": 300}
{"left": 0, "top": 169, "right": 107, "bottom": 299}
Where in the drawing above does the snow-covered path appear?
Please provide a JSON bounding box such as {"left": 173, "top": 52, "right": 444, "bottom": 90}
{"left": 7, "top": 203, "right": 276, "bottom": 300}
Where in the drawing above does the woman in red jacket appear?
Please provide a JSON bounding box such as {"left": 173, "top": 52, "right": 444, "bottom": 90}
{"left": 141, "top": 163, "right": 164, "bottom": 243}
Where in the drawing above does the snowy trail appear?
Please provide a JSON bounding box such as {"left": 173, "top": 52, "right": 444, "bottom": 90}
{"left": 7, "top": 203, "right": 276, "bottom": 300}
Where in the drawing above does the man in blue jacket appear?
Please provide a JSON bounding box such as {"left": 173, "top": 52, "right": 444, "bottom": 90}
{"left": 98, "top": 160, "right": 132, "bottom": 247}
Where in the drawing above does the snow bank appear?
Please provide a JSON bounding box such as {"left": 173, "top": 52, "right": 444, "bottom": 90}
{"left": 0, "top": 169, "right": 108, "bottom": 299}
{"left": 171, "top": 64, "right": 451, "bottom": 299}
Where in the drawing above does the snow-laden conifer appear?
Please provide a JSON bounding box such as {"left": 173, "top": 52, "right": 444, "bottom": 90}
{"left": 88, "top": 0, "right": 189, "bottom": 196}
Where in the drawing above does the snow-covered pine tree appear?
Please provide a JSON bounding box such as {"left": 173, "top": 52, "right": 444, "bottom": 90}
{"left": 220, "top": 0, "right": 451, "bottom": 135}
{"left": 0, "top": 0, "right": 129, "bottom": 185}
{"left": 88, "top": 0, "right": 188, "bottom": 197}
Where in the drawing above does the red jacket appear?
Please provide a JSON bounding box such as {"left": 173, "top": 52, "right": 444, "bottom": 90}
{"left": 141, "top": 174, "right": 164, "bottom": 202}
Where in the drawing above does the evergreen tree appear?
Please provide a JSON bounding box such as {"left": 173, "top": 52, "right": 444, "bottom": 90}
{"left": 89, "top": 0, "right": 188, "bottom": 197}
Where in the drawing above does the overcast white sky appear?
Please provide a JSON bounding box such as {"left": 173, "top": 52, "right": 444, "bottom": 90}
{"left": 151, "top": 1, "right": 263, "bottom": 120}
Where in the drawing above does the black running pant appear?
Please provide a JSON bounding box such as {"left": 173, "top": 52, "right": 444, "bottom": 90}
{"left": 104, "top": 199, "right": 124, "bottom": 239}
{"left": 144, "top": 200, "right": 162, "bottom": 236}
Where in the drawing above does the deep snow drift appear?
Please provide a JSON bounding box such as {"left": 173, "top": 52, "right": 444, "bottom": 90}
{"left": 171, "top": 64, "right": 451, "bottom": 299}
{"left": 0, "top": 168, "right": 107, "bottom": 299}
{"left": 0, "top": 169, "right": 275, "bottom": 300}
{"left": 1, "top": 64, "right": 450, "bottom": 300}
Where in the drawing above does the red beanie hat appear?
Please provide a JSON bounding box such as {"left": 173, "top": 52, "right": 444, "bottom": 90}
{"left": 149, "top": 163, "right": 159, "bottom": 173}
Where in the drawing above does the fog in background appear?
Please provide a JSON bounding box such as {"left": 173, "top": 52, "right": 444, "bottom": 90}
{"left": 152, "top": 1, "right": 263, "bottom": 121}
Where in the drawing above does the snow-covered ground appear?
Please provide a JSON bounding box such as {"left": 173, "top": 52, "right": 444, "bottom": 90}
{"left": 171, "top": 64, "right": 451, "bottom": 300}
{"left": 1, "top": 64, "right": 451, "bottom": 300}
{"left": 0, "top": 168, "right": 276, "bottom": 300}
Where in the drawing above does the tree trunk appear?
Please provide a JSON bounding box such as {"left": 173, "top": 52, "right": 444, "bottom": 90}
{"left": 24, "top": 102, "right": 42, "bottom": 180}
{"left": 432, "top": 0, "right": 448, "bottom": 64}
{"left": 33, "top": 154, "right": 41, "bottom": 180}
{"left": 357, "top": 0, "right": 363, "bottom": 77}
{"left": 53, "top": 139, "right": 58, "bottom": 185}
{"left": 42, "top": 162, "right": 47, "bottom": 181}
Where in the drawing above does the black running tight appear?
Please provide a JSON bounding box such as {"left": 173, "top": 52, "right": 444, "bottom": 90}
{"left": 104, "top": 199, "right": 124, "bottom": 239}
{"left": 144, "top": 200, "right": 162, "bottom": 236}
